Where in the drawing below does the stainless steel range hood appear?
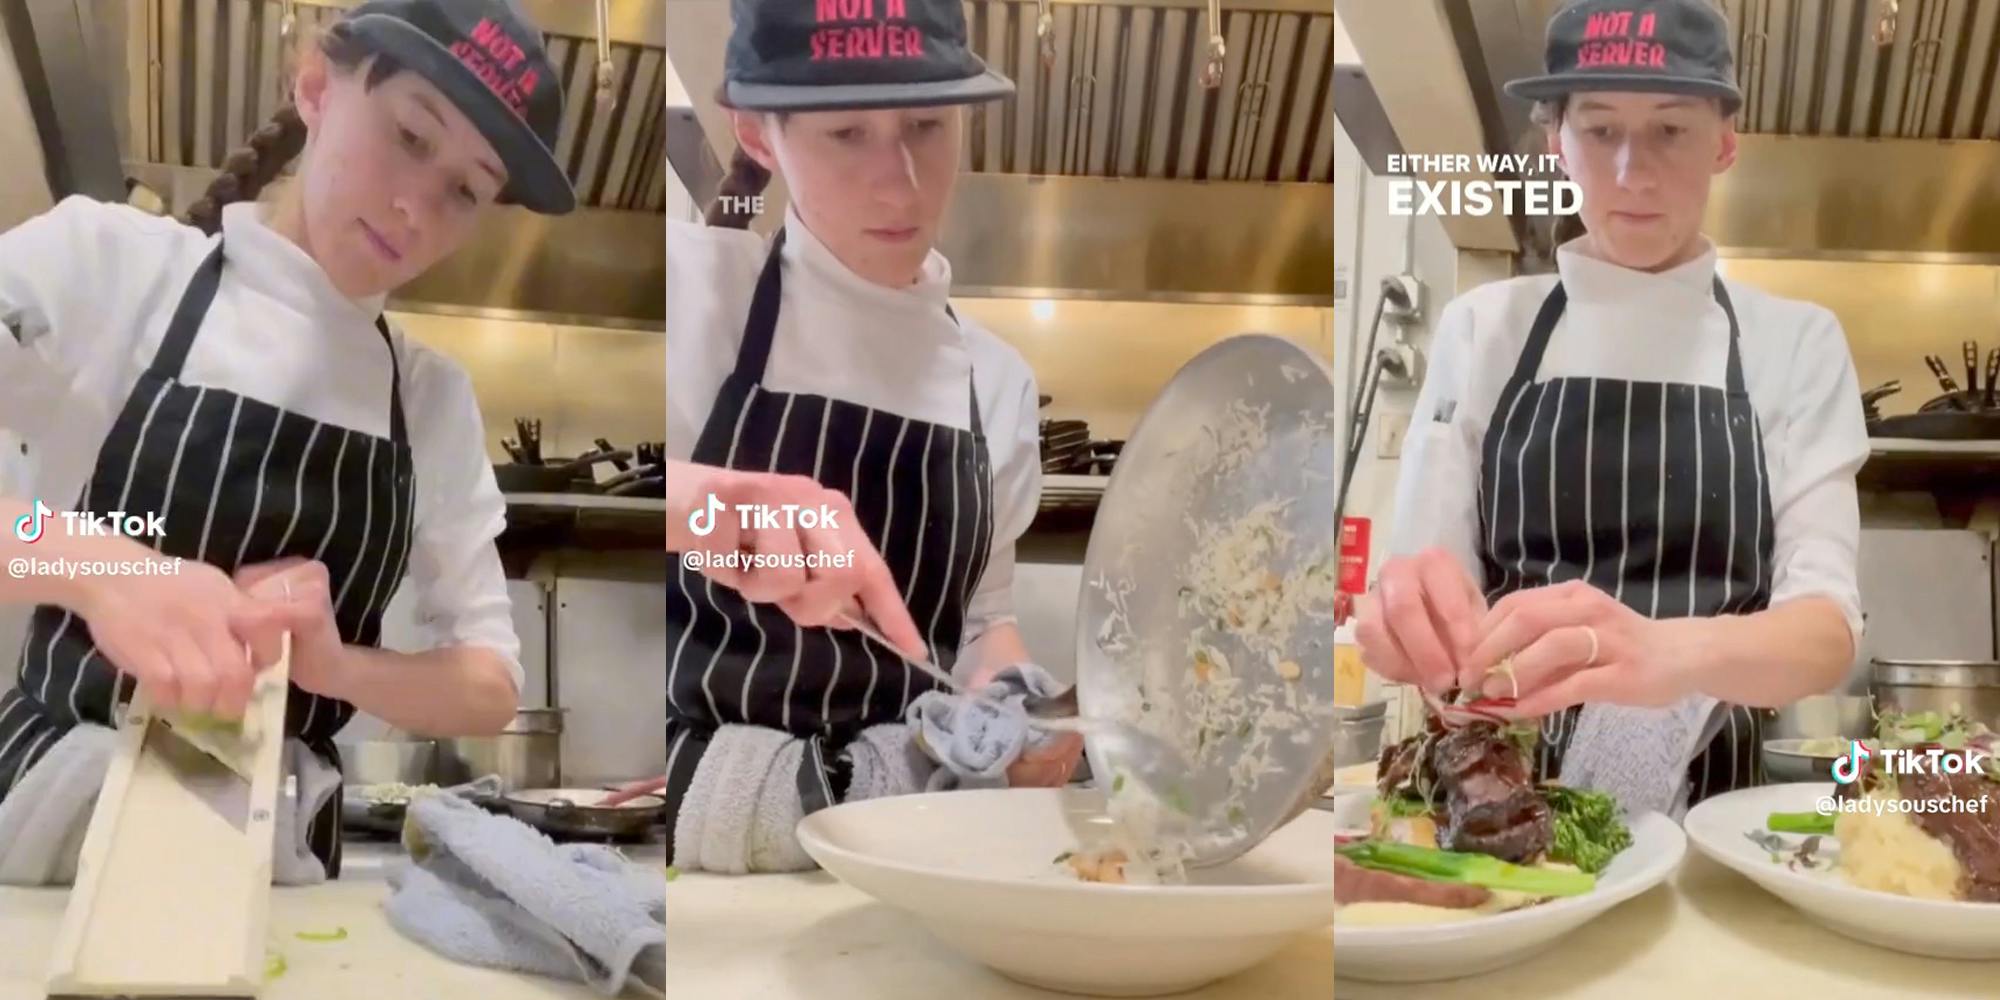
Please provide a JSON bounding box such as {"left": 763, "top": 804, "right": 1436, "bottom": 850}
{"left": 13, "top": 0, "right": 667, "bottom": 327}
{"left": 663, "top": 0, "right": 1335, "bottom": 305}
{"left": 1339, "top": 0, "right": 2000, "bottom": 264}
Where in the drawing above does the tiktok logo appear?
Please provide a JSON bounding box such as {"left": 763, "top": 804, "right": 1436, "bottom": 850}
{"left": 687, "top": 494, "right": 726, "bottom": 537}
{"left": 11, "top": 499, "right": 51, "bottom": 544}
{"left": 1831, "top": 740, "right": 1872, "bottom": 785}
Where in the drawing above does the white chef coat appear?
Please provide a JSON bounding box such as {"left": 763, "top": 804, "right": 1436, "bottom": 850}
{"left": 0, "top": 196, "right": 523, "bottom": 690}
{"left": 666, "top": 206, "right": 1042, "bottom": 647}
{"left": 1389, "top": 238, "right": 1867, "bottom": 636}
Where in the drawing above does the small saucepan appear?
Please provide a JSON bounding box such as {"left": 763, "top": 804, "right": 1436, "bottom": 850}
{"left": 502, "top": 787, "right": 666, "bottom": 840}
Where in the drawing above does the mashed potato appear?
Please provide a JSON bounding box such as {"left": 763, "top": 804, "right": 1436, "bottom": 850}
{"left": 1835, "top": 788, "right": 1965, "bottom": 900}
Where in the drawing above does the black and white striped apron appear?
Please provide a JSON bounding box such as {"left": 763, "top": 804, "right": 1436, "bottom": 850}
{"left": 1478, "top": 277, "right": 1775, "bottom": 806}
{"left": 0, "top": 238, "right": 416, "bottom": 877}
{"left": 663, "top": 229, "right": 993, "bottom": 861}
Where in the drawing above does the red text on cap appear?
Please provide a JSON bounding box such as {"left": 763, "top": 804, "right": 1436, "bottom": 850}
{"left": 452, "top": 17, "right": 541, "bottom": 116}
{"left": 811, "top": 0, "right": 926, "bottom": 62}
{"left": 1577, "top": 9, "right": 1665, "bottom": 70}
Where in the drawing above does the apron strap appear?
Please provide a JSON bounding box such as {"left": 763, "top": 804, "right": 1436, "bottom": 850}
{"left": 1711, "top": 277, "right": 1748, "bottom": 397}
{"left": 150, "top": 240, "right": 409, "bottom": 447}
{"left": 1501, "top": 282, "right": 1569, "bottom": 402}
{"left": 1504, "top": 276, "right": 1748, "bottom": 400}
{"left": 374, "top": 316, "right": 409, "bottom": 446}
{"left": 148, "top": 244, "right": 226, "bottom": 383}
{"left": 946, "top": 305, "right": 983, "bottom": 438}
{"left": 732, "top": 229, "right": 789, "bottom": 383}
{"left": 796, "top": 732, "right": 841, "bottom": 816}
{"left": 735, "top": 231, "right": 983, "bottom": 434}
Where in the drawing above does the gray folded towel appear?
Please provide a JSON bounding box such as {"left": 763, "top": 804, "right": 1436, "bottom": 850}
{"left": 906, "top": 663, "right": 1066, "bottom": 791}
{"left": 385, "top": 793, "right": 666, "bottom": 998}
{"left": 844, "top": 722, "right": 935, "bottom": 801}
{"left": 1555, "top": 694, "right": 1721, "bottom": 821}
{"left": 671, "top": 722, "right": 932, "bottom": 874}
{"left": 0, "top": 722, "right": 340, "bottom": 886}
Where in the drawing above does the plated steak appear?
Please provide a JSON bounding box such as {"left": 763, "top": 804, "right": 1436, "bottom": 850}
{"left": 1335, "top": 855, "right": 1492, "bottom": 908}
{"left": 1431, "top": 724, "right": 1553, "bottom": 862}
{"left": 1373, "top": 720, "right": 1553, "bottom": 863}
{"left": 1899, "top": 767, "right": 2000, "bottom": 902}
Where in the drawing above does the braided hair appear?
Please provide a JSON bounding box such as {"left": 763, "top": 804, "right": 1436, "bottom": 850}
{"left": 184, "top": 22, "right": 405, "bottom": 235}
{"left": 703, "top": 146, "right": 773, "bottom": 229}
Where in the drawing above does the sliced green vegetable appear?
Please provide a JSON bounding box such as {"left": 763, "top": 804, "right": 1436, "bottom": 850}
{"left": 1111, "top": 773, "right": 1126, "bottom": 794}
{"left": 664, "top": 865, "right": 680, "bottom": 882}
{"left": 294, "top": 927, "right": 347, "bottom": 942}
{"left": 1767, "top": 811, "right": 1836, "bottom": 836}
{"left": 1227, "top": 806, "right": 1247, "bottom": 827}
{"left": 1503, "top": 722, "right": 1540, "bottom": 761}
{"left": 1337, "top": 840, "right": 1594, "bottom": 897}
{"left": 1376, "top": 794, "right": 1434, "bottom": 820}
{"left": 264, "top": 952, "right": 288, "bottom": 982}
{"left": 180, "top": 711, "right": 244, "bottom": 733}
{"left": 1052, "top": 851, "right": 1074, "bottom": 864}
{"left": 1543, "top": 786, "right": 1633, "bottom": 875}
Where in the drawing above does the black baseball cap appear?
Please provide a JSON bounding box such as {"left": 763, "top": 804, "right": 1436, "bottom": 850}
{"left": 1504, "top": 0, "right": 1743, "bottom": 115}
{"left": 342, "top": 0, "right": 575, "bottom": 214}
{"left": 721, "top": 0, "right": 1015, "bottom": 112}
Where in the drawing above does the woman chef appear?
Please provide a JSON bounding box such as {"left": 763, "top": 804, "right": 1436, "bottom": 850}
{"left": 1358, "top": 0, "right": 1867, "bottom": 814}
{"left": 0, "top": 0, "right": 573, "bottom": 874}
{"left": 664, "top": 0, "right": 1080, "bottom": 866}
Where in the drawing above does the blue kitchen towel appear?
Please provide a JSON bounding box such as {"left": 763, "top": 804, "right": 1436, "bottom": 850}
{"left": 385, "top": 792, "right": 666, "bottom": 998}
{"left": 0, "top": 723, "right": 341, "bottom": 886}
{"left": 906, "top": 664, "right": 1066, "bottom": 790}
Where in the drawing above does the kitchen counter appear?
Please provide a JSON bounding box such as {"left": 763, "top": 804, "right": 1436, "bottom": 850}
{"left": 0, "top": 840, "right": 665, "bottom": 999}
{"left": 1337, "top": 850, "right": 2000, "bottom": 998}
{"left": 664, "top": 871, "right": 1333, "bottom": 998}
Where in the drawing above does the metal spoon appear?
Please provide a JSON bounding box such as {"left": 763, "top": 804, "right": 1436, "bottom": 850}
{"left": 836, "top": 612, "right": 963, "bottom": 692}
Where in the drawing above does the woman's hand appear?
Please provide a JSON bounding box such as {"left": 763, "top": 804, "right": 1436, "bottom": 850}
{"left": 1462, "top": 580, "right": 1690, "bottom": 716}
{"left": 68, "top": 541, "right": 272, "bottom": 720}
{"left": 667, "top": 460, "right": 924, "bottom": 658}
{"left": 1353, "top": 548, "right": 1487, "bottom": 694}
{"left": 1008, "top": 732, "right": 1084, "bottom": 788}
{"left": 229, "top": 558, "right": 351, "bottom": 701}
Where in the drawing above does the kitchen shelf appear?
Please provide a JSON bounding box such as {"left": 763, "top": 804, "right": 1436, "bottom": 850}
{"left": 1859, "top": 438, "right": 2000, "bottom": 494}
{"left": 1032, "top": 473, "right": 1111, "bottom": 533}
{"left": 498, "top": 494, "right": 664, "bottom": 567}
{"left": 504, "top": 493, "right": 668, "bottom": 512}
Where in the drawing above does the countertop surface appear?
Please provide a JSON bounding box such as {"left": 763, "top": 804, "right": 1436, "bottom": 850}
{"left": 0, "top": 839, "right": 665, "bottom": 1000}
{"left": 664, "top": 870, "right": 1334, "bottom": 999}
{"left": 1336, "top": 849, "right": 2000, "bottom": 999}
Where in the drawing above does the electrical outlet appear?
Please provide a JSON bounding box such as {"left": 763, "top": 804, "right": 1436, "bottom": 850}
{"left": 1378, "top": 412, "right": 1411, "bottom": 458}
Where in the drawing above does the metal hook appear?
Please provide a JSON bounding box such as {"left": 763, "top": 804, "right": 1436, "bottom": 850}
{"left": 592, "top": 0, "right": 616, "bottom": 111}
{"left": 1201, "top": 0, "right": 1226, "bottom": 89}
{"left": 277, "top": 0, "right": 299, "bottom": 103}
{"left": 1036, "top": 0, "right": 1056, "bottom": 69}
{"left": 1874, "top": 0, "right": 1899, "bottom": 46}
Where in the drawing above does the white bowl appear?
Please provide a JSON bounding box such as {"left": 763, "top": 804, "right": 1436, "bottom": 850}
{"left": 793, "top": 787, "right": 1335, "bottom": 997}
{"left": 1684, "top": 782, "right": 2000, "bottom": 958}
{"left": 1331, "top": 793, "right": 1685, "bottom": 983}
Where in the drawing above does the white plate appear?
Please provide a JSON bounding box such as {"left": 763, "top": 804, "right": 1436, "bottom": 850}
{"left": 1683, "top": 782, "right": 2000, "bottom": 958}
{"left": 794, "top": 787, "right": 1334, "bottom": 997}
{"left": 1331, "top": 793, "right": 1684, "bottom": 983}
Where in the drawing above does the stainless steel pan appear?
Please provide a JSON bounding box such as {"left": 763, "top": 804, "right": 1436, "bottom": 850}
{"left": 502, "top": 787, "right": 665, "bottom": 840}
{"left": 1075, "top": 333, "right": 1338, "bottom": 868}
